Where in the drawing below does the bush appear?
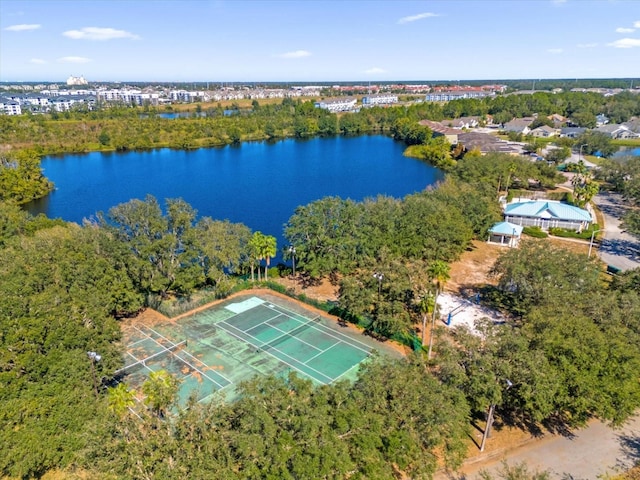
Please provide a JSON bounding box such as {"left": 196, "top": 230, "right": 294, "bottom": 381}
{"left": 549, "top": 224, "right": 599, "bottom": 240}
{"left": 523, "top": 226, "right": 548, "bottom": 238}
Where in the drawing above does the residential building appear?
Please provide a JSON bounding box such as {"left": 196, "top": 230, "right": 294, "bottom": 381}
{"left": 314, "top": 97, "right": 357, "bottom": 112}
{"left": 560, "top": 127, "right": 587, "bottom": 138}
{"left": 418, "top": 120, "right": 459, "bottom": 145}
{"left": 530, "top": 125, "right": 558, "bottom": 138}
{"left": 440, "top": 116, "right": 480, "bottom": 129}
{"left": 595, "top": 124, "right": 640, "bottom": 139}
{"left": 361, "top": 94, "right": 398, "bottom": 106}
{"left": 502, "top": 117, "right": 535, "bottom": 135}
{"left": 0, "top": 97, "right": 22, "bottom": 115}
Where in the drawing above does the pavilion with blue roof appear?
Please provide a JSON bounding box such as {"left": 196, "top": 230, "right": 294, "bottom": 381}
{"left": 488, "top": 221, "right": 524, "bottom": 247}
{"left": 503, "top": 200, "right": 592, "bottom": 232}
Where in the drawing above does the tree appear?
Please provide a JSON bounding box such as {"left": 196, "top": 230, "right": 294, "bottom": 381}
{"left": 574, "top": 130, "right": 616, "bottom": 157}
{"left": 142, "top": 370, "right": 180, "bottom": 417}
{"left": 544, "top": 146, "right": 571, "bottom": 165}
{"left": 570, "top": 160, "right": 599, "bottom": 207}
{"left": 418, "top": 290, "right": 435, "bottom": 346}
{"left": 426, "top": 260, "right": 450, "bottom": 359}
{"left": 490, "top": 240, "right": 601, "bottom": 316}
{"left": 107, "top": 383, "right": 136, "bottom": 418}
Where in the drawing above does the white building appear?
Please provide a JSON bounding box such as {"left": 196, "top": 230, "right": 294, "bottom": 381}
{"left": 362, "top": 94, "right": 398, "bottom": 106}
{"left": 66, "top": 75, "right": 88, "bottom": 86}
{"left": 314, "top": 97, "right": 357, "bottom": 112}
{"left": 0, "top": 98, "right": 22, "bottom": 115}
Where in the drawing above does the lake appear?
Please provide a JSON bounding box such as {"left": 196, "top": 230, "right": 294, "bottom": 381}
{"left": 612, "top": 146, "right": 640, "bottom": 158}
{"left": 27, "top": 135, "right": 444, "bottom": 259}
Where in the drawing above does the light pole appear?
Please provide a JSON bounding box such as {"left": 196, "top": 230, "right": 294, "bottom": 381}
{"left": 288, "top": 246, "right": 296, "bottom": 278}
{"left": 588, "top": 229, "right": 603, "bottom": 257}
{"left": 578, "top": 144, "right": 588, "bottom": 163}
{"left": 480, "top": 379, "right": 512, "bottom": 452}
{"left": 373, "top": 272, "right": 384, "bottom": 303}
{"left": 288, "top": 246, "right": 296, "bottom": 292}
{"left": 87, "top": 351, "right": 101, "bottom": 398}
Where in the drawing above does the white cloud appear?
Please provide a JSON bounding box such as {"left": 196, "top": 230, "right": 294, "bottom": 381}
{"left": 277, "top": 50, "right": 311, "bottom": 59}
{"left": 58, "top": 56, "right": 91, "bottom": 63}
{"left": 608, "top": 38, "right": 640, "bottom": 48}
{"left": 29, "top": 58, "right": 47, "bottom": 64}
{"left": 4, "top": 24, "right": 40, "bottom": 31}
{"left": 63, "top": 27, "right": 140, "bottom": 41}
{"left": 577, "top": 43, "right": 598, "bottom": 48}
{"left": 397, "top": 12, "right": 439, "bottom": 24}
{"left": 635, "top": 21, "right": 640, "bottom": 28}
{"left": 547, "top": 48, "right": 563, "bottom": 54}
{"left": 364, "top": 67, "right": 386, "bottom": 74}
{"left": 616, "top": 27, "right": 635, "bottom": 33}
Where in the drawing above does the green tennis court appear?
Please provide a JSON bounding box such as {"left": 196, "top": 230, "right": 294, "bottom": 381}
{"left": 216, "top": 297, "right": 372, "bottom": 385}
{"left": 120, "top": 293, "right": 397, "bottom": 406}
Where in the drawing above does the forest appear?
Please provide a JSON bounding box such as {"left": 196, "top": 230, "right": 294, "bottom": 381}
{"left": 2, "top": 92, "right": 640, "bottom": 478}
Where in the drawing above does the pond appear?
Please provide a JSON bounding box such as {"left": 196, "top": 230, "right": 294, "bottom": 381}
{"left": 27, "top": 135, "right": 444, "bottom": 258}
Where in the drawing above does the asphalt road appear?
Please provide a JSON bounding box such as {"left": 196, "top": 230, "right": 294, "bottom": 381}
{"left": 436, "top": 414, "right": 640, "bottom": 480}
{"left": 592, "top": 191, "right": 640, "bottom": 271}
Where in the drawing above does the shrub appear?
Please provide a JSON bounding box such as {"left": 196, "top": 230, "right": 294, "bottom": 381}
{"left": 523, "top": 226, "right": 548, "bottom": 238}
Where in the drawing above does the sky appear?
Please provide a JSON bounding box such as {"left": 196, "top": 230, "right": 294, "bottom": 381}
{"left": 1, "top": 0, "right": 639, "bottom": 83}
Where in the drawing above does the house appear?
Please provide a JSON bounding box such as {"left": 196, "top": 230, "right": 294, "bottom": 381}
{"left": 504, "top": 200, "right": 592, "bottom": 231}
{"left": 314, "top": 97, "right": 357, "bottom": 112}
{"left": 418, "top": 120, "right": 459, "bottom": 145}
{"left": 530, "top": 125, "right": 558, "bottom": 138}
{"left": 622, "top": 117, "right": 640, "bottom": 134}
{"left": 457, "top": 132, "right": 522, "bottom": 155}
{"left": 560, "top": 127, "right": 586, "bottom": 138}
{"left": 488, "top": 221, "right": 523, "bottom": 247}
{"left": 502, "top": 117, "right": 535, "bottom": 135}
{"left": 547, "top": 113, "right": 567, "bottom": 127}
{"left": 595, "top": 124, "right": 639, "bottom": 140}
{"left": 441, "top": 116, "right": 480, "bottom": 129}
{"left": 596, "top": 114, "right": 609, "bottom": 126}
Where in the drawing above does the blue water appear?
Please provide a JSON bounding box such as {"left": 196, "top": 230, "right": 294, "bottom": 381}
{"left": 27, "top": 135, "right": 443, "bottom": 258}
{"left": 612, "top": 147, "right": 640, "bottom": 158}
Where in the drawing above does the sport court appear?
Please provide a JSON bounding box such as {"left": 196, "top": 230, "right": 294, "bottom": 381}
{"left": 119, "top": 293, "right": 394, "bottom": 405}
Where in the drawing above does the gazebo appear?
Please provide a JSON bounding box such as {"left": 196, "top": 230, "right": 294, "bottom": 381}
{"left": 488, "top": 221, "right": 523, "bottom": 248}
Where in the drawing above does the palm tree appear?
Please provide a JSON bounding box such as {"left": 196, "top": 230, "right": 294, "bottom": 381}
{"left": 418, "top": 290, "right": 436, "bottom": 346}
{"left": 107, "top": 382, "right": 136, "bottom": 418}
{"left": 257, "top": 233, "right": 277, "bottom": 280}
{"left": 426, "top": 260, "right": 450, "bottom": 360}
{"left": 248, "top": 232, "right": 263, "bottom": 282}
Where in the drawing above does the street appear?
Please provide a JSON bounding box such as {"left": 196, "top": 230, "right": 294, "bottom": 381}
{"left": 592, "top": 191, "right": 640, "bottom": 271}
{"left": 436, "top": 414, "right": 640, "bottom": 479}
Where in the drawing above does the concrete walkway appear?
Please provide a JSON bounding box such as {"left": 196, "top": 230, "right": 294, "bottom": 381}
{"left": 436, "top": 415, "right": 640, "bottom": 479}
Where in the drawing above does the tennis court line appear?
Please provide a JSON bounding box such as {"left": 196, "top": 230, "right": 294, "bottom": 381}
{"left": 177, "top": 348, "right": 232, "bottom": 386}
{"left": 256, "top": 300, "right": 373, "bottom": 353}
{"left": 128, "top": 325, "right": 230, "bottom": 390}
{"left": 217, "top": 321, "right": 333, "bottom": 385}
{"left": 331, "top": 362, "right": 365, "bottom": 383}
{"left": 303, "top": 341, "right": 342, "bottom": 365}
{"left": 220, "top": 306, "right": 284, "bottom": 334}
{"left": 279, "top": 317, "right": 371, "bottom": 355}
{"left": 244, "top": 319, "right": 325, "bottom": 353}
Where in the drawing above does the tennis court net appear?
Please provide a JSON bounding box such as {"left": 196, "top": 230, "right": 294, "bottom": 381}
{"left": 115, "top": 340, "right": 187, "bottom": 376}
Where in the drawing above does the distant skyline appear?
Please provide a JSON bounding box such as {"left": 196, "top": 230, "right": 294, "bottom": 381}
{"left": 1, "top": 0, "right": 639, "bottom": 83}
